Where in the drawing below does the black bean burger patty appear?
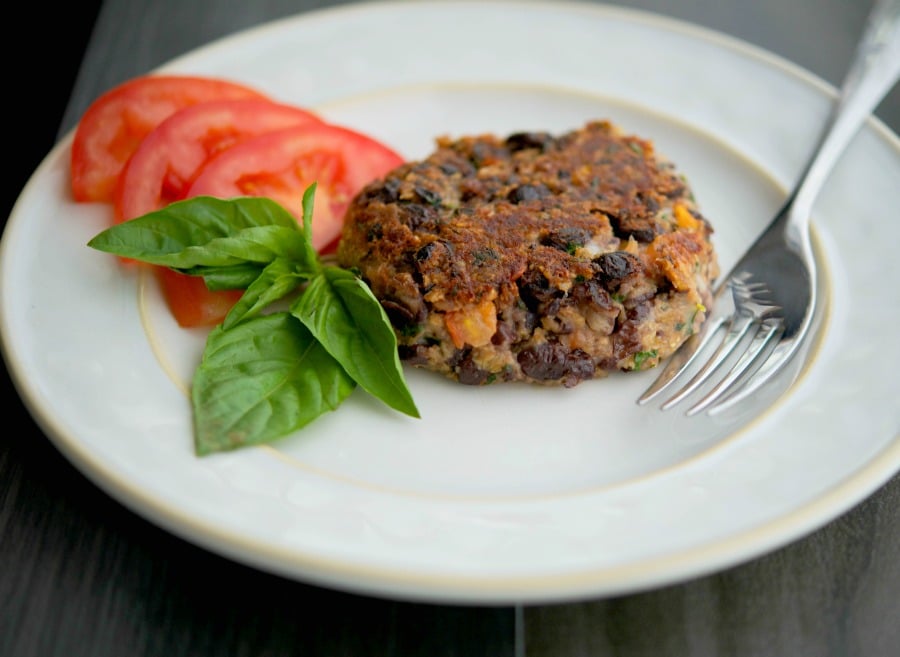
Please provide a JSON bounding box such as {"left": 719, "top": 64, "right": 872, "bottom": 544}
{"left": 336, "top": 120, "right": 719, "bottom": 387}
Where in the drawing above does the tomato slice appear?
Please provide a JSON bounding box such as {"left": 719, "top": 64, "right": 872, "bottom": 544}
{"left": 113, "top": 99, "right": 322, "bottom": 223}
{"left": 71, "top": 75, "right": 267, "bottom": 203}
{"left": 154, "top": 267, "right": 244, "bottom": 329}
{"left": 187, "top": 122, "right": 404, "bottom": 251}
{"left": 163, "top": 123, "right": 404, "bottom": 328}
{"left": 113, "top": 98, "right": 324, "bottom": 328}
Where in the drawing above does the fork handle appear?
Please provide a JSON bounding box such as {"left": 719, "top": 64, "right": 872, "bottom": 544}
{"left": 785, "top": 0, "right": 900, "bottom": 248}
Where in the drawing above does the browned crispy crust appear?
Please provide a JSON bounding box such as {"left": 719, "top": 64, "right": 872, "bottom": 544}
{"left": 337, "top": 120, "right": 719, "bottom": 387}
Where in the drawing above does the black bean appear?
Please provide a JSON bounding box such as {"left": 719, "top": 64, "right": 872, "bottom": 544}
{"left": 516, "top": 269, "right": 559, "bottom": 311}
{"left": 517, "top": 343, "right": 595, "bottom": 386}
{"left": 630, "top": 227, "right": 657, "bottom": 242}
{"left": 636, "top": 192, "right": 659, "bottom": 213}
{"left": 607, "top": 213, "right": 659, "bottom": 242}
{"left": 570, "top": 278, "right": 614, "bottom": 311}
{"left": 507, "top": 183, "right": 550, "bottom": 204}
{"left": 359, "top": 177, "right": 400, "bottom": 204}
{"left": 414, "top": 185, "right": 442, "bottom": 206}
{"left": 398, "top": 344, "right": 430, "bottom": 366}
{"left": 456, "top": 353, "right": 491, "bottom": 385}
{"left": 414, "top": 240, "right": 453, "bottom": 263}
{"left": 504, "top": 131, "right": 552, "bottom": 152}
{"left": 541, "top": 226, "right": 591, "bottom": 253}
{"left": 491, "top": 321, "right": 516, "bottom": 346}
{"left": 380, "top": 296, "right": 425, "bottom": 327}
{"left": 593, "top": 252, "right": 637, "bottom": 284}
{"left": 403, "top": 203, "right": 437, "bottom": 229}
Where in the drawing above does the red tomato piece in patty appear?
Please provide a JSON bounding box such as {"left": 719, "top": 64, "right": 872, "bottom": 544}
{"left": 113, "top": 99, "right": 323, "bottom": 223}
{"left": 70, "top": 75, "right": 267, "bottom": 203}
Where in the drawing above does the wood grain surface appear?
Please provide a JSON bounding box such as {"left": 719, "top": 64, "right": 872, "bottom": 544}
{"left": 2, "top": 1, "right": 898, "bottom": 655}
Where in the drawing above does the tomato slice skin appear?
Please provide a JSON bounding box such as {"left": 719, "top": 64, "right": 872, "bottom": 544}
{"left": 187, "top": 122, "right": 404, "bottom": 251}
{"left": 71, "top": 75, "right": 267, "bottom": 203}
{"left": 166, "top": 122, "right": 403, "bottom": 328}
{"left": 113, "top": 99, "right": 322, "bottom": 223}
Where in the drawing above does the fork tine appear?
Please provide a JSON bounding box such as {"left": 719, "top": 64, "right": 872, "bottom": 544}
{"left": 685, "top": 318, "right": 784, "bottom": 415}
{"left": 707, "top": 330, "right": 800, "bottom": 415}
{"left": 636, "top": 0, "right": 900, "bottom": 418}
{"left": 637, "top": 295, "right": 731, "bottom": 404}
{"left": 659, "top": 310, "right": 756, "bottom": 410}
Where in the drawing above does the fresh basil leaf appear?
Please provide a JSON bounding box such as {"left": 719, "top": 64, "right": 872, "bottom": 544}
{"left": 192, "top": 312, "right": 356, "bottom": 455}
{"left": 187, "top": 263, "right": 265, "bottom": 291}
{"left": 292, "top": 266, "right": 419, "bottom": 418}
{"left": 87, "top": 195, "right": 317, "bottom": 269}
{"left": 196, "top": 225, "right": 315, "bottom": 265}
{"left": 221, "top": 258, "right": 309, "bottom": 330}
{"left": 187, "top": 195, "right": 302, "bottom": 229}
{"left": 92, "top": 222, "right": 309, "bottom": 268}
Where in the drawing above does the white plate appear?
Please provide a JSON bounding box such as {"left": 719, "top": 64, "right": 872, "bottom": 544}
{"left": 2, "top": 0, "right": 899, "bottom": 604}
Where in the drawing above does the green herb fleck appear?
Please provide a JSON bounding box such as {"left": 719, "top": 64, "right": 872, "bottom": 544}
{"left": 678, "top": 302, "right": 706, "bottom": 336}
{"left": 399, "top": 323, "right": 422, "bottom": 338}
{"left": 632, "top": 349, "right": 658, "bottom": 370}
{"left": 473, "top": 247, "right": 499, "bottom": 264}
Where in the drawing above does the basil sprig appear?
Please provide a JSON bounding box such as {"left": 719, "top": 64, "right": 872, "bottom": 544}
{"left": 88, "top": 184, "right": 420, "bottom": 455}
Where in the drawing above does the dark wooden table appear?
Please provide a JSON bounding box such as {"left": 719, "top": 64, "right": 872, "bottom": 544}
{"left": 3, "top": 1, "right": 899, "bottom": 655}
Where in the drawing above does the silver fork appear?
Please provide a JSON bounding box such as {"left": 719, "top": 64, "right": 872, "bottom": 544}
{"left": 638, "top": 0, "right": 900, "bottom": 416}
